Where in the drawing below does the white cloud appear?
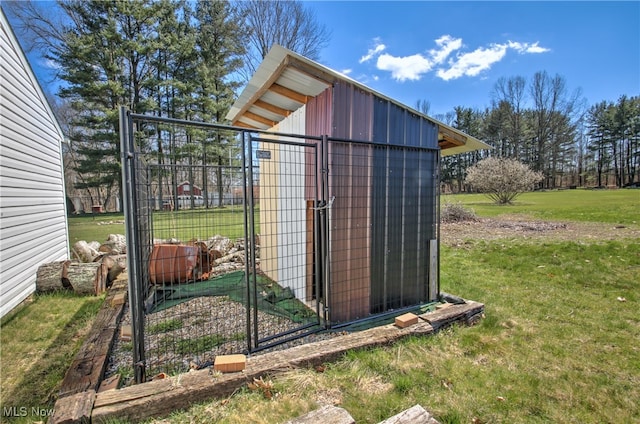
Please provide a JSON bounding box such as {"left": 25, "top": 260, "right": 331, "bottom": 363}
{"left": 367, "top": 35, "right": 549, "bottom": 82}
{"left": 437, "top": 40, "right": 550, "bottom": 80}
{"left": 525, "top": 42, "right": 550, "bottom": 54}
{"left": 360, "top": 39, "right": 386, "bottom": 63}
{"left": 341, "top": 68, "right": 353, "bottom": 75}
{"left": 377, "top": 53, "right": 434, "bottom": 81}
{"left": 371, "top": 34, "right": 462, "bottom": 81}
{"left": 437, "top": 44, "right": 508, "bottom": 81}
{"left": 429, "top": 35, "right": 463, "bottom": 64}
{"left": 507, "top": 41, "right": 550, "bottom": 54}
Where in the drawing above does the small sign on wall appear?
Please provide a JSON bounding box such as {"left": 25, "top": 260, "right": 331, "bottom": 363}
{"left": 257, "top": 150, "right": 271, "bottom": 159}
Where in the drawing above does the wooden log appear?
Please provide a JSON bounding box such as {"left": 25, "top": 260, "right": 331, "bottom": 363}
{"left": 286, "top": 405, "right": 355, "bottom": 424}
{"left": 377, "top": 404, "right": 440, "bottom": 424}
{"left": 98, "top": 234, "right": 127, "bottom": 255}
{"left": 420, "top": 301, "right": 485, "bottom": 331}
{"left": 63, "top": 262, "right": 103, "bottom": 295}
{"left": 100, "top": 255, "right": 127, "bottom": 286}
{"left": 36, "top": 260, "right": 72, "bottom": 293}
{"left": 72, "top": 240, "right": 100, "bottom": 263}
{"left": 48, "top": 390, "right": 96, "bottom": 424}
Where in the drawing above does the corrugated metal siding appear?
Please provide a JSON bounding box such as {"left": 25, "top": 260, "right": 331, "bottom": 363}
{"left": 305, "top": 87, "right": 332, "bottom": 200}
{"left": 0, "top": 12, "right": 69, "bottom": 318}
{"left": 369, "top": 95, "right": 439, "bottom": 314}
{"left": 326, "top": 82, "right": 372, "bottom": 322}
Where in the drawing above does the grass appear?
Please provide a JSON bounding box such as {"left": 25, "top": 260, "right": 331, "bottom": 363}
{"left": 0, "top": 292, "right": 104, "bottom": 422}
{"left": 153, "top": 237, "right": 640, "bottom": 424}
{"left": 442, "top": 189, "right": 640, "bottom": 225}
{"left": 68, "top": 212, "right": 125, "bottom": 246}
{"left": 1, "top": 190, "right": 638, "bottom": 423}
{"left": 145, "top": 190, "right": 640, "bottom": 424}
{"left": 67, "top": 204, "right": 256, "bottom": 247}
{"left": 148, "top": 319, "right": 184, "bottom": 335}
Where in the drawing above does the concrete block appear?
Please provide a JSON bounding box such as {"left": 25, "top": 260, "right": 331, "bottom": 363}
{"left": 120, "top": 324, "right": 132, "bottom": 341}
{"left": 110, "top": 292, "right": 126, "bottom": 307}
{"left": 214, "top": 354, "right": 246, "bottom": 373}
{"left": 395, "top": 312, "right": 419, "bottom": 328}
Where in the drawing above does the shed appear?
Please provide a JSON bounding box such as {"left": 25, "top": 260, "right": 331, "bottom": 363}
{"left": 0, "top": 8, "right": 69, "bottom": 318}
{"left": 226, "top": 45, "right": 488, "bottom": 324}
{"left": 177, "top": 181, "right": 202, "bottom": 196}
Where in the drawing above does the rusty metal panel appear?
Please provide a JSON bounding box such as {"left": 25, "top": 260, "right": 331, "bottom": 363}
{"left": 351, "top": 87, "right": 373, "bottom": 141}
{"left": 332, "top": 82, "right": 351, "bottom": 139}
{"left": 326, "top": 84, "right": 374, "bottom": 322}
{"left": 305, "top": 88, "right": 332, "bottom": 200}
{"left": 332, "top": 81, "right": 373, "bottom": 141}
{"left": 306, "top": 87, "right": 333, "bottom": 137}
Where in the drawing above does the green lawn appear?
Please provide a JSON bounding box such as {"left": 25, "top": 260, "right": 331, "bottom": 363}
{"left": 1, "top": 190, "right": 638, "bottom": 423}
{"left": 0, "top": 293, "right": 104, "bottom": 422}
{"left": 150, "top": 236, "right": 639, "bottom": 424}
{"left": 443, "top": 189, "right": 639, "bottom": 225}
{"left": 67, "top": 204, "right": 256, "bottom": 247}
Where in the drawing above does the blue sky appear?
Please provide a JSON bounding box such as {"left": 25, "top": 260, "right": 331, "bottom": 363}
{"left": 8, "top": 1, "right": 640, "bottom": 117}
{"left": 306, "top": 1, "right": 640, "bottom": 115}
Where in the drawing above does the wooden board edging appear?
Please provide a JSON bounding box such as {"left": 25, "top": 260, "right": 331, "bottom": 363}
{"left": 90, "top": 301, "right": 484, "bottom": 423}
{"left": 55, "top": 278, "right": 127, "bottom": 399}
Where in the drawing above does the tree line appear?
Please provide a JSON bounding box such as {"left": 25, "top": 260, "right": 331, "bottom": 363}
{"left": 429, "top": 75, "right": 639, "bottom": 192}
{"left": 7, "top": 1, "right": 638, "bottom": 210}
{"left": 7, "top": 0, "right": 329, "bottom": 210}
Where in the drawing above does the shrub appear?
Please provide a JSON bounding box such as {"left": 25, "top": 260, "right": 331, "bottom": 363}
{"left": 464, "top": 157, "right": 543, "bottom": 205}
{"left": 441, "top": 202, "right": 478, "bottom": 223}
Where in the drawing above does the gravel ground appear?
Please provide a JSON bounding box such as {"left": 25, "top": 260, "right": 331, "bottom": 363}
{"left": 106, "top": 295, "right": 337, "bottom": 384}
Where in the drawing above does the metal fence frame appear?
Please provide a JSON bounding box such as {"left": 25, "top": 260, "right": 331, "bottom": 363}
{"left": 120, "top": 107, "right": 441, "bottom": 382}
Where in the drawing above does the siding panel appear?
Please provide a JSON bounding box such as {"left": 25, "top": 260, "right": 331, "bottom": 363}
{"left": 328, "top": 82, "right": 372, "bottom": 322}
{"left": 369, "top": 95, "right": 437, "bottom": 313}
{"left": 0, "top": 11, "right": 69, "bottom": 318}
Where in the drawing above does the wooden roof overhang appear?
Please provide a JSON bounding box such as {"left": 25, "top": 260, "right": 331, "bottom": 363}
{"left": 226, "top": 45, "right": 491, "bottom": 156}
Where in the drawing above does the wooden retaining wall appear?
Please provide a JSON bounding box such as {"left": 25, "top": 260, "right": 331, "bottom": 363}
{"left": 50, "top": 298, "right": 483, "bottom": 423}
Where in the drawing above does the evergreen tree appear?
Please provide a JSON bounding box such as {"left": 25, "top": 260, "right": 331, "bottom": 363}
{"left": 55, "top": 0, "right": 163, "bottom": 210}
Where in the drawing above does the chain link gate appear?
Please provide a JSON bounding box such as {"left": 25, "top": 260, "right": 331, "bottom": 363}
{"left": 120, "top": 109, "right": 327, "bottom": 382}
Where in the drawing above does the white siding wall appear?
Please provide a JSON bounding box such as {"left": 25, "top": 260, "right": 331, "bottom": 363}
{"left": 275, "top": 107, "right": 307, "bottom": 300}
{"left": 0, "top": 10, "right": 69, "bottom": 318}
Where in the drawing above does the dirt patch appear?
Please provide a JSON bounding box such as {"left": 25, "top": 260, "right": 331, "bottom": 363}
{"left": 441, "top": 216, "right": 640, "bottom": 247}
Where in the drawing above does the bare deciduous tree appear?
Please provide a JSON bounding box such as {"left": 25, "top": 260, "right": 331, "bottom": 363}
{"left": 240, "top": 0, "right": 330, "bottom": 77}
{"left": 465, "top": 157, "right": 543, "bottom": 205}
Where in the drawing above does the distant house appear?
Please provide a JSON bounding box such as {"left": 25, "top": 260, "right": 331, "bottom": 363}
{"left": 177, "top": 181, "right": 202, "bottom": 196}
{"left": 0, "top": 8, "right": 69, "bottom": 318}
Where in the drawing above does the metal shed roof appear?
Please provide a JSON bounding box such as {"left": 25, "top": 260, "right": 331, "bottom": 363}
{"left": 226, "top": 45, "right": 490, "bottom": 156}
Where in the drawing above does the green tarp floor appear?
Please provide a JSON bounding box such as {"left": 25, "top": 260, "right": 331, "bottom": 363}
{"left": 146, "top": 271, "right": 316, "bottom": 324}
